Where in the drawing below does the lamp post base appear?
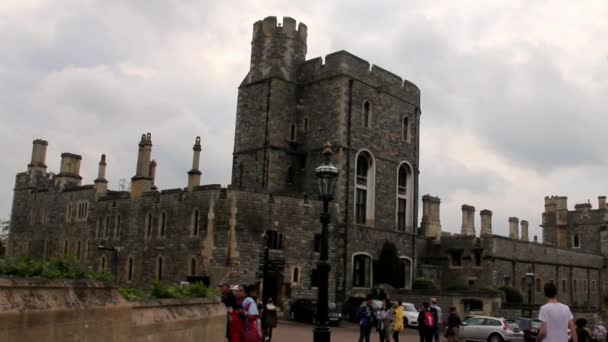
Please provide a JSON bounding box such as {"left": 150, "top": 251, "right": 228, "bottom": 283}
{"left": 313, "top": 326, "right": 331, "bottom": 342}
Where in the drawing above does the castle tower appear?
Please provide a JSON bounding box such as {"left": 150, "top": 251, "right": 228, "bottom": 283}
{"left": 421, "top": 195, "right": 441, "bottom": 239}
{"left": 187, "top": 136, "right": 202, "bottom": 191}
{"left": 232, "top": 17, "right": 308, "bottom": 193}
{"left": 509, "top": 217, "right": 519, "bottom": 239}
{"left": 480, "top": 209, "right": 493, "bottom": 237}
{"left": 461, "top": 205, "right": 476, "bottom": 236}
{"left": 54, "top": 153, "right": 82, "bottom": 188}
{"left": 131, "top": 133, "right": 153, "bottom": 198}
{"left": 520, "top": 220, "right": 529, "bottom": 241}
{"left": 94, "top": 154, "right": 108, "bottom": 196}
{"left": 541, "top": 196, "right": 568, "bottom": 247}
{"left": 598, "top": 196, "right": 606, "bottom": 210}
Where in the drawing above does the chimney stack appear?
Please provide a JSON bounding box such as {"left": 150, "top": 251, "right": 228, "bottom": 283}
{"left": 187, "top": 136, "right": 202, "bottom": 191}
{"left": 599, "top": 196, "right": 606, "bottom": 210}
{"left": 131, "top": 133, "right": 153, "bottom": 198}
{"left": 509, "top": 217, "right": 519, "bottom": 239}
{"left": 94, "top": 154, "right": 108, "bottom": 196}
{"left": 150, "top": 160, "right": 157, "bottom": 191}
{"left": 28, "top": 139, "right": 48, "bottom": 175}
{"left": 55, "top": 153, "right": 82, "bottom": 188}
{"left": 520, "top": 220, "right": 529, "bottom": 241}
{"left": 421, "top": 195, "right": 442, "bottom": 239}
{"left": 461, "top": 205, "right": 476, "bottom": 236}
{"left": 480, "top": 209, "right": 493, "bottom": 236}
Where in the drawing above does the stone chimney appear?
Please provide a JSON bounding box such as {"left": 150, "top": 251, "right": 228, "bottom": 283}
{"left": 55, "top": 153, "right": 82, "bottom": 188}
{"left": 509, "top": 217, "right": 519, "bottom": 239}
{"left": 131, "top": 133, "right": 153, "bottom": 198}
{"left": 520, "top": 220, "right": 529, "bottom": 241}
{"left": 28, "top": 139, "right": 48, "bottom": 176}
{"left": 150, "top": 160, "right": 157, "bottom": 191}
{"left": 461, "top": 205, "right": 476, "bottom": 236}
{"left": 94, "top": 154, "right": 108, "bottom": 196}
{"left": 480, "top": 209, "right": 493, "bottom": 236}
{"left": 598, "top": 196, "right": 606, "bottom": 210}
{"left": 421, "top": 195, "right": 441, "bottom": 239}
{"left": 187, "top": 136, "right": 202, "bottom": 191}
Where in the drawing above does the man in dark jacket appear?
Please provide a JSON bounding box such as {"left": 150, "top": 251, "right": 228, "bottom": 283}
{"left": 417, "top": 302, "right": 438, "bottom": 342}
{"left": 218, "top": 283, "right": 238, "bottom": 341}
{"left": 358, "top": 294, "right": 376, "bottom": 342}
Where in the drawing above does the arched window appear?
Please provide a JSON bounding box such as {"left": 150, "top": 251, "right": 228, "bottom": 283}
{"left": 156, "top": 256, "right": 164, "bottom": 281}
{"left": 289, "top": 123, "right": 296, "bottom": 141}
{"left": 63, "top": 240, "right": 69, "bottom": 257}
{"left": 265, "top": 230, "right": 284, "bottom": 250}
{"left": 572, "top": 234, "right": 580, "bottom": 248}
{"left": 402, "top": 116, "right": 410, "bottom": 142}
{"left": 100, "top": 255, "right": 107, "bottom": 273}
{"left": 96, "top": 217, "right": 103, "bottom": 238}
{"left": 362, "top": 101, "right": 371, "bottom": 128}
{"left": 397, "top": 257, "right": 413, "bottom": 289}
{"left": 104, "top": 215, "right": 110, "bottom": 239}
{"left": 355, "top": 151, "right": 375, "bottom": 225}
{"left": 303, "top": 117, "right": 309, "bottom": 132}
{"left": 159, "top": 212, "right": 167, "bottom": 237}
{"left": 76, "top": 240, "right": 81, "bottom": 260}
{"left": 189, "top": 257, "right": 196, "bottom": 276}
{"left": 66, "top": 203, "right": 72, "bottom": 222}
{"left": 192, "top": 209, "right": 200, "bottom": 236}
{"left": 127, "top": 257, "right": 134, "bottom": 281}
{"left": 115, "top": 216, "right": 121, "bottom": 240}
{"left": 292, "top": 267, "right": 300, "bottom": 285}
{"left": 145, "top": 212, "right": 153, "bottom": 238}
{"left": 396, "top": 162, "right": 413, "bottom": 232}
{"left": 352, "top": 253, "right": 372, "bottom": 288}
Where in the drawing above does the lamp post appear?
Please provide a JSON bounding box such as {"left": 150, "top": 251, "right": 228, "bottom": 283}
{"left": 313, "top": 142, "right": 339, "bottom": 342}
{"left": 525, "top": 271, "right": 534, "bottom": 305}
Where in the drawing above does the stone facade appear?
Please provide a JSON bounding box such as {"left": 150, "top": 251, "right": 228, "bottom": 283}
{"left": 6, "top": 16, "right": 419, "bottom": 307}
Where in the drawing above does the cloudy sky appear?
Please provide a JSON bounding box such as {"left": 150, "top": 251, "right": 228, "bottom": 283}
{"left": 1, "top": 0, "right": 607, "bottom": 239}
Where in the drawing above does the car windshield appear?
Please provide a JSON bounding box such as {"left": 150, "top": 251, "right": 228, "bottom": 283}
{"left": 403, "top": 303, "right": 417, "bottom": 312}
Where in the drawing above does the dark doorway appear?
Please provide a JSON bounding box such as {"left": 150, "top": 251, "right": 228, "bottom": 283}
{"left": 265, "top": 271, "right": 285, "bottom": 308}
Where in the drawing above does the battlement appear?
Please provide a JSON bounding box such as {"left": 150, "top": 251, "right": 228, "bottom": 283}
{"left": 252, "top": 16, "right": 307, "bottom": 44}
{"left": 544, "top": 195, "right": 568, "bottom": 212}
{"left": 299, "top": 50, "right": 420, "bottom": 105}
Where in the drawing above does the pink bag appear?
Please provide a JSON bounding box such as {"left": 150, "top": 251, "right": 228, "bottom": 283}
{"left": 242, "top": 318, "right": 262, "bottom": 342}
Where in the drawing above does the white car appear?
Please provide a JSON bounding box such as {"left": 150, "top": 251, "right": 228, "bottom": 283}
{"left": 402, "top": 302, "right": 419, "bottom": 327}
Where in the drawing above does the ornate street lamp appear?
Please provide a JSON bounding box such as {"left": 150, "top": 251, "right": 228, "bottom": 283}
{"left": 313, "top": 142, "right": 339, "bottom": 342}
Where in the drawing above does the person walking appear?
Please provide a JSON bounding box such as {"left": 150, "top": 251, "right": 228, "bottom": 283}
{"left": 218, "top": 283, "right": 238, "bottom": 342}
{"left": 444, "top": 306, "right": 462, "bottom": 342}
{"left": 377, "top": 298, "right": 392, "bottom": 342}
{"left": 576, "top": 318, "right": 593, "bottom": 342}
{"left": 391, "top": 300, "right": 405, "bottom": 342}
{"left": 536, "top": 282, "right": 578, "bottom": 342}
{"left": 230, "top": 285, "right": 262, "bottom": 342}
{"left": 358, "top": 294, "right": 377, "bottom": 342}
{"left": 430, "top": 298, "right": 443, "bottom": 342}
{"left": 263, "top": 298, "right": 277, "bottom": 342}
{"left": 417, "top": 302, "right": 438, "bottom": 342}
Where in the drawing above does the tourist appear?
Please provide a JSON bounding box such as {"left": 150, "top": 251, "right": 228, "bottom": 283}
{"left": 417, "top": 302, "right": 438, "bottom": 342}
{"left": 444, "top": 306, "right": 462, "bottom": 342}
{"left": 377, "top": 298, "right": 392, "bottom": 342}
{"left": 536, "top": 282, "right": 577, "bottom": 342}
{"left": 592, "top": 321, "right": 607, "bottom": 342}
{"left": 430, "top": 298, "right": 443, "bottom": 342}
{"left": 263, "top": 298, "right": 277, "bottom": 342}
{"left": 231, "top": 285, "right": 262, "bottom": 342}
{"left": 391, "top": 300, "right": 404, "bottom": 342}
{"left": 219, "top": 283, "right": 237, "bottom": 341}
{"left": 357, "top": 293, "right": 376, "bottom": 342}
{"left": 576, "top": 318, "right": 593, "bottom": 342}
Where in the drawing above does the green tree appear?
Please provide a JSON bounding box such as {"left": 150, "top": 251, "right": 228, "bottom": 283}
{"left": 0, "top": 220, "right": 9, "bottom": 257}
{"left": 375, "top": 241, "right": 402, "bottom": 288}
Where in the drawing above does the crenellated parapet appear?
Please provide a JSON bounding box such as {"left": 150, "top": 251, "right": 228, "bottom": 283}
{"left": 298, "top": 50, "right": 420, "bottom": 105}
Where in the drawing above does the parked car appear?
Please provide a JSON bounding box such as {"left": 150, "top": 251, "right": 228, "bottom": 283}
{"left": 504, "top": 317, "right": 542, "bottom": 342}
{"left": 402, "top": 302, "right": 419, "bottom": 328}
{"left": 460, "top": 316, "right": 524, "bottom": 342}
{"left": 289, "top": 298, "right": 342, "bottom": 326}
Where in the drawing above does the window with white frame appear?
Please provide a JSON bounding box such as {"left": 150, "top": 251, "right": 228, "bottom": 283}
{"left": 396, "top": 164, "right": 409, "bottom": 231}
{"left": 355, "top": 151, "right": 375, "bottom": 225}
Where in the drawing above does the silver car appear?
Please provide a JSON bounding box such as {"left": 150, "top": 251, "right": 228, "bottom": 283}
{"left": 460, "top": 316, "right": 524, "bottom": 342}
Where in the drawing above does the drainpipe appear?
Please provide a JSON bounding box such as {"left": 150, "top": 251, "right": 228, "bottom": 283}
{"left": 343, "top": 79, "right": 354, "bottom": 298}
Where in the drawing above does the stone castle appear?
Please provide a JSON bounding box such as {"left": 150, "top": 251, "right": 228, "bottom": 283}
{"left": 6, "top": 17, "right": 607, "bottom": 314}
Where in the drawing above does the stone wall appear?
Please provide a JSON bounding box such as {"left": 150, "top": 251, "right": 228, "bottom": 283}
{"left": 0, "top": 278, "right": 226, "bottom": 342}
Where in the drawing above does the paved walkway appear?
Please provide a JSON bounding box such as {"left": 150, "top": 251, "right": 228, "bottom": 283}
{"left": 271, "top": 319, "right": 421, "bottom": 341}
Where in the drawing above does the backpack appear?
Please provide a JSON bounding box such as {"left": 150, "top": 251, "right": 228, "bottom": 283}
{"left": 424, "top": 310, "right": 436, "bottom": 328}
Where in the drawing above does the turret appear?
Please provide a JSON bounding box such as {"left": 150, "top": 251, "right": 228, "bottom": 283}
{"left": 242, "top": 16, "right": 307, "bottom": 84}
{"left": 509, "top": 217, "right": 519, "bottom": 239}
{"left": 598, "top": 196, "right": 606, "bottom": 210}
{"left": 461, "top": 205, "right": 476, "bottom": 236}
{"left": 131, "top": 133, "right": 153, "bottom": 198}
{"left": 421, "top": 195, "right": 441, "bottom": 239}
{"left": 94, "top": 154, "right": 108, "bottom": 196}
{"left": 480, "top": 209, "right": 493, "bottom": 237}
{"left": 55, "top": 153, "right": 82, "bottom": 188}
{"left": 520, "top": 220, "right": 529, "bottom": 241}
{"left": 187, "top": 136, "right": 202, "bottom": 191}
